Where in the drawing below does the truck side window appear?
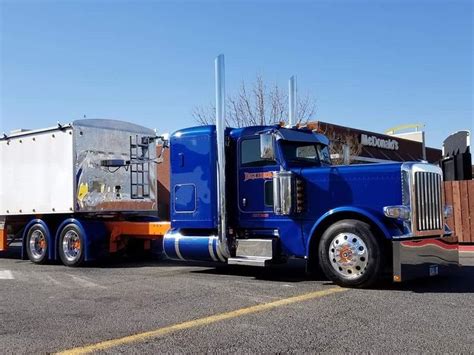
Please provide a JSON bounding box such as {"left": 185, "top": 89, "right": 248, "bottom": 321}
{"left": 241, "top": 138, "right": 276, "bottom": 167}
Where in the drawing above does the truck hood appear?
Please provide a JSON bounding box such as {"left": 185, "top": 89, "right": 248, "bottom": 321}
{"left": 298, "top": 162, "right": 404, "bottom": 179}
{"left": 296, "top": 162, "right": 404, "bottom": 218}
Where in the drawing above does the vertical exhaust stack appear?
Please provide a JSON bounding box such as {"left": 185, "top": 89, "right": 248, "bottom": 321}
{"left": 163, "top": 55, "right": 230, "bottom": 263}
{"left": 215, "top": 54, "right": 230, "bottom": 258}
{"left": 288, "top": 76, "right": 297, "bottom": 126}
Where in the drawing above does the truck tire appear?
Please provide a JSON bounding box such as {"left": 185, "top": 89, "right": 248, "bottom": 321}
{"left": 318, "top": 219, "right": 383, "bottom": 288}
{"left": 26, "top": 223, "right": 49, "bottom": 264}
{"left": 58, "top": 224, "right": 85, "bottom": 267}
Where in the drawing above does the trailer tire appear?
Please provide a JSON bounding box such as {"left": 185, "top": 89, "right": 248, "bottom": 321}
{"left": 318, "top": 219, "right": 382, "bottom": 288}
{"left": 26, "top": 224, "right": 49, "bottom": 264}
{"left": 58, "top": 224, "right": 85, "bottom": 267}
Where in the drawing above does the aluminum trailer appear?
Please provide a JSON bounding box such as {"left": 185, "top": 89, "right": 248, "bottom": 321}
{"left": 0, "top": 119, "right": 169, "bottom": 265}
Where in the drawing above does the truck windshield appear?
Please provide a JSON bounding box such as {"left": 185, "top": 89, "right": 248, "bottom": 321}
{"left": 280, "top": 141, "right": 331, "bottom": 166}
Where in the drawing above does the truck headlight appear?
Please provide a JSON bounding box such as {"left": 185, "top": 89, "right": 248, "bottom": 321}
{"left": 383, "top": 205, "right": 411, "bottom": 220}
{"left": 443, "top": 205, "right": 453, "bottom": 219}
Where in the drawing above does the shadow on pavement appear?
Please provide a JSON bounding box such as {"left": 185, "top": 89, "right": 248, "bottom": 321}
{"left": 191, "top": 258, "right": 328, "bottom": 283}
{"left": 3, "top": 246, "right": 473, "bottom": 292}
{"left": 374, "top": 266, "right": 474, "bottom": 293}
{"left": 0, "top": 246, "right": 23, "bottom": 260}
{"left": 192, "top": 262, "right": 474, "bottom": 293}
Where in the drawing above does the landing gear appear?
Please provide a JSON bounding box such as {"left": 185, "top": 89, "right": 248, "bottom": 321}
{"left": 318, "top": 219, "right": 383, "bottom": 288}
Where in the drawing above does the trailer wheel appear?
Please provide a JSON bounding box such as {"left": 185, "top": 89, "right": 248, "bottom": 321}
{"left": 26, "top": 224, "right": 49, "bottom": 264}
{"left": 318, "top": 219, "right": 382, "bottom": 288}
{"left": 58, "top": 224, "right": 85, "bottom": 267}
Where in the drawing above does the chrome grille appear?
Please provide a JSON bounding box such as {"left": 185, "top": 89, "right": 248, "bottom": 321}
{"left": 414, "top": 172, "right": 443, "bottom": 231}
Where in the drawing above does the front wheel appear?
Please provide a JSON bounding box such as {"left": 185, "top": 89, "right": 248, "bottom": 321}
{"left": 318, "top": 219, "right": 383, "bottom": 288}
{"left": 58, "top": 224, "right": 85, "bottom": 267}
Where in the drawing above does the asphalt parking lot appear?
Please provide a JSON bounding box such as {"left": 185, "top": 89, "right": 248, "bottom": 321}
{"left": 1, "top": 248, "right": 473, "bottom": 354}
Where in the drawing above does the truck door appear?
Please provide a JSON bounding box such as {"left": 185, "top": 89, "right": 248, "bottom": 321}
{"left": 237, "top": 137, "right": 279, "bottom": 223}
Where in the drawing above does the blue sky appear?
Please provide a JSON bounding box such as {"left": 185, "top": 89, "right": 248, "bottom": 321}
{"left": 1, "top": 0, "right": 472, "bottom": 149}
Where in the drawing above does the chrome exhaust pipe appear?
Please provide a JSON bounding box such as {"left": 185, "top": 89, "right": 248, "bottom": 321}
{"left": 288, "top": 76, "right": 297, "bottom": 126}
{"left": 215, "top": 54, "right": 230, "bottom": 259}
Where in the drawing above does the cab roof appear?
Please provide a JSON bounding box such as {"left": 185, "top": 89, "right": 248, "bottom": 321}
{"left": 229, "top": 125, "right": 329, "bottom": 146}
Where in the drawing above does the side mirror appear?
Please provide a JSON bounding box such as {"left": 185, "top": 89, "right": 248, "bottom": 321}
{"left": 260, "top": 133, "right": 275, "bottom": 160}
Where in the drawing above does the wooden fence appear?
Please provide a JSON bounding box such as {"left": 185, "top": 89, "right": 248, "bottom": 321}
{"left": 444, "top": 180, "right": 474, "bottom": 244}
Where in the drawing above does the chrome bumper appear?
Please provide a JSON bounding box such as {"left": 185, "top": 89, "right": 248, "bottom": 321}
{"left": 392, "top": 235, "right": 459, "bottom": 282}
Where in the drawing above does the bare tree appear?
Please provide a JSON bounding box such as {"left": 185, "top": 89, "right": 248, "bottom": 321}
{"left": 193, "top": 75, "right": 316, "bottom": 127}
{"left": 313, "top": 125, "right": 363, "bottom": 165}
{"left": 193, "top": 75, "right": 362, "bottom": 165}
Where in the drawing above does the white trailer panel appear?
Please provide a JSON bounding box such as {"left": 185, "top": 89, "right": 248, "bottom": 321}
{"left": 0, "top": 127, "right": 74, "bottom": 215}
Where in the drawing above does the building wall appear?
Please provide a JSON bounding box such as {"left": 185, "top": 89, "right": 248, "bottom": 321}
{"left": 309, "top": 121, "right": 442, "bottom": 163}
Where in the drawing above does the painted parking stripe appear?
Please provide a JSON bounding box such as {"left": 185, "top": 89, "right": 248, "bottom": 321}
{"left": 67, "top": 274, "right": 107, "bottom": 289}
{"left": 57, "top": 287, "right": 347, "bottom": 355}
{"left": 0, "top": 270, "right": 14, "bottom": 279}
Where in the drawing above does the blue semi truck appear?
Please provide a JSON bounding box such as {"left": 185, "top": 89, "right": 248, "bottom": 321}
{"left": 0, "top": 56, "right": 459, "bottom": 288}
{"left": 161, "top": 55, "right": 458, "bottom": 287}
{"left": 163, "top": 123, "right": 458, "bottom": 288}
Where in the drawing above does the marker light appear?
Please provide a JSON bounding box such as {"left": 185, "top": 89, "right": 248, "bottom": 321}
{"left": 383, "top": 205, "right": 411, "bottom": 220}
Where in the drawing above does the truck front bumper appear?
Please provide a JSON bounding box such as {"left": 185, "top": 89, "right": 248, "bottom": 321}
{"left": 392, "top": 236, "right": 459, "bottom": 282}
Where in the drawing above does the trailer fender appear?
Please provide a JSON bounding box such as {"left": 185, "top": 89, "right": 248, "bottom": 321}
{"left": 305, "top": 206, "right": 393, "bottom": 258}
{"left": 55, "top": 219, "right": 108, "bottom": 262}
{"left": 22, "top": 219, "right": 55, "bottom": 261}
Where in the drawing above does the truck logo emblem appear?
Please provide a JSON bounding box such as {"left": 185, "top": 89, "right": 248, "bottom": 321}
{"left": 244, "top": 172, "right": 274, "bottom": 181}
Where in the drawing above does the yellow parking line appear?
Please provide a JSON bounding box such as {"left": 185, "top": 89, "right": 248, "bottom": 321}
{"left": 57, "top": 287, "right": 347, "bottom": 355}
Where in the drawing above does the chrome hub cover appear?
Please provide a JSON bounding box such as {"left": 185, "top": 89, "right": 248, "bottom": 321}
{"left": 62, "top": 230, "right": 81, "bottom": 262}
{"left": 328, "top": 232, "right": 368, "bottom": 279}
{"left": 29, "top": 230, "right": 46, "bottom": 260}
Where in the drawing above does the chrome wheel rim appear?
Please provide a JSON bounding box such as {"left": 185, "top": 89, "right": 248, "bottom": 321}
{"left": 328, "top": 232, "right": 368, "bottom": 279}
{"left": 29, "top": 229, "right": 46, "bottom": 260}
{"left": 62, "top": 230, "right": 81, "bottom": 262}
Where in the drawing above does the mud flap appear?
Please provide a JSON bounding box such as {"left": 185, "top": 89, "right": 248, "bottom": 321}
{"left": 0, "top": 222, "right": 6, "bottom": 252}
